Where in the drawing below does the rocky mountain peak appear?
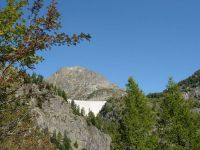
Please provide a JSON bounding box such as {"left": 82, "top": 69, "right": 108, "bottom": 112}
{"left": 47, "top": 66, "right": 124, "bottom": 100}
{"left": 57, "top": 66, "right": 89, "bottom": 74}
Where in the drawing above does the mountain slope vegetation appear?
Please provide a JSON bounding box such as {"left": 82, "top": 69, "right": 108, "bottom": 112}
{"left": 98, "top": 76, "right": 200, "bottom": 149}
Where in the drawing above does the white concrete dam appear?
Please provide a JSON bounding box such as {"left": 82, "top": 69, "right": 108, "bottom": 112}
{"left": 68, "top": 99, "right": 107, "bottom": 116}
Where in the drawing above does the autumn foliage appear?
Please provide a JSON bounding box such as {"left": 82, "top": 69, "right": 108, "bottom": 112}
{"left": 0, "top": 0, "right": 90, "bottom": 140}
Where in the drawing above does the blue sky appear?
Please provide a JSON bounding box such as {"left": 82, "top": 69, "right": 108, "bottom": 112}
{"left": 3, "top": 0, "right": 200, "bottom": 93}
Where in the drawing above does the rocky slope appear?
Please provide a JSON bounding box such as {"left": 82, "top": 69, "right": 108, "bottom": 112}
{"left": 16, "top": 83, "right": 111, "bottom": 150}
{"left": 47, "top": 67, "right": 125, "bottom": 100}
{"left": 178, "top": 69, "right": 200, "bottom": 100}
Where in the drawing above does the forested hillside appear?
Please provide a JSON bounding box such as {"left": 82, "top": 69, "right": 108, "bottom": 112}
{"left": 98, "top": 77, "right": 200, "bottom": 149}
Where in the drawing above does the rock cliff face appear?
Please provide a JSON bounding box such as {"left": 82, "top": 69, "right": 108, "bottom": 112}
{"left": 31, "top": 97, "right": 111, "bottom": 150}
{"left": 47, "top": 67, "right": 125, "bottom": 100}
{"left": 20, "top": 84, "right": 111, "bottom": 150}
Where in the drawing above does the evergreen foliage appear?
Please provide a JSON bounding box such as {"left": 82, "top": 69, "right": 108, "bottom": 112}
{"left": 157, "top": 78, "right": 200, "bottom": 149}
{"left": 62, "top": 91, "right": 68, "bottom": 101}
{"left": 71, "top": 100, "right": 81, "bottom": 115}
{"left": 178, "top": 70, "right": 200, "bottom": 92}
{"left": 87, "top": 111, "right": 96, "bottom": 126}
{"left": 62, "top": 131, "right": 72, "bottom": 150}
{"left": 94, "top": 77, "right": 200, "bottom": 150}
{"left": 27, "top": 72, "right": 44, "bottom": 84}
{"left": 81, "top": 107, "right": 86, "bottom": 116}
{"left": 26, "top": 72, "right": 68, "bottom": 102}
{"left": 119, "top": 77, "right": 158, "bottom": 149}
{"left": 52, "top": 85, "right": 68, "bottom": 101}
{"left": 50, "top": 130, "right": 72, "bottom": 150}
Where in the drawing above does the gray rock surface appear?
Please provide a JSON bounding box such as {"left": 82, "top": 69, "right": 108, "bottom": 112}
{"left": 19, "top": 84, "right": 111, "bottom": 150}
{"left": 182, "top": 87, "right": 200, "bottom": 100}
{"left": 31, "top": 96, "right": 111, "bottom": 150}
{"left": 46, "top": 67, "right": 125, "bottom": 100}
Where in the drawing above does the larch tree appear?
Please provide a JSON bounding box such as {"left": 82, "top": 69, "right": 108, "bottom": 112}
{"left": 158, "top": 78, "right": 200, "bottom": 149}
{"left": 120, "top": 77, "right": 158, "bottom": 149}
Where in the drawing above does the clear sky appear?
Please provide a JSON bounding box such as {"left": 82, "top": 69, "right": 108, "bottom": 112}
{"left": 5, "top": 0, "right": 200, "bottom": 94}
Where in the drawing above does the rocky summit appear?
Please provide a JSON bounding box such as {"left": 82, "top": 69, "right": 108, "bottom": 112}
{"left": 47, "top": 67, "right": 125, "bottom": 100}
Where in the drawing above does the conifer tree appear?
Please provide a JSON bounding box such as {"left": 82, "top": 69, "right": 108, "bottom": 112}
{"left": 71, "top": 100, "right": 76, "bottom": 111}
{"left": 81, "top": 107, "right": 85, "bottom": 116}
{"left": 120, "top": 77, "right": 157, "bottom": 149}
{"left": 87, "top": 111, "right": 96, "bottom": 126}
{"left": 158, "top": 78, "right": 200, "bottom": 149}
{"left": 62, "top": 91, "right": 67, "bottom": 101}
{"left": 62, "top": 131, "right": 72, "bottom": 150}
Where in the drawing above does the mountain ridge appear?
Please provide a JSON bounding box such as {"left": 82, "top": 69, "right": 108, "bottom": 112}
{"left": 178, "top": 69, "right": 200, "bottom": 100}
{"left": 46, "top": 66, "right": 125, "bottom": 100}
{"left": 147, "top": 69, "right": 200, "bottom": 100}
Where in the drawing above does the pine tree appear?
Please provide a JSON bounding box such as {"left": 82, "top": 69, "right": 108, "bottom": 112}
{"left": 62, "top": 131, "right": 72, "bottom": 150}
{"left": 71, "top": 100, "right": 76, "bottom": 110}
{"left": 62, "top": 91, "right": 67, "bottom": 101}
{"left": 81, "top": 108, "right": 85, "bottom": 116}
{"left": 57, "top": 131, "right": 62, "bottom": 143}
{"left": 87, "top": 111, "right": 96, "bottom": 126}
{"left": 120, "top": 77, "right": 157, "bottom": 149}
{"left": 158, "top": 78, "right": 200, "bottom": 149}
